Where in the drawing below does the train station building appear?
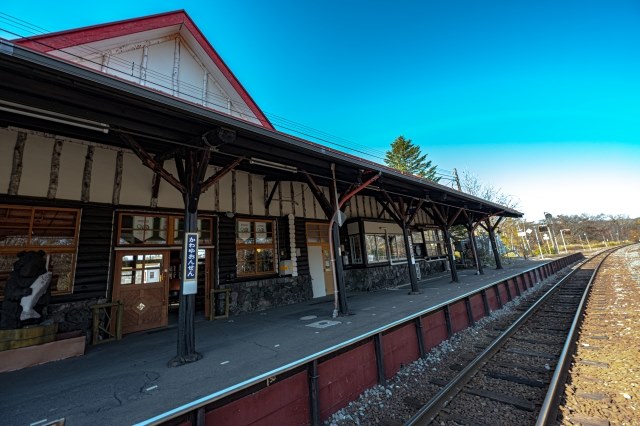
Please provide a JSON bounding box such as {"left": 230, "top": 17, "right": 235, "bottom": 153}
{"left": 0, "top": 11, "right": 521, "bottom": 346}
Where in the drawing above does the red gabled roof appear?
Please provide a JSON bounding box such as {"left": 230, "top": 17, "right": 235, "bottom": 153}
{"left": 14, "top": 10, "right": 274, "bottom": 129}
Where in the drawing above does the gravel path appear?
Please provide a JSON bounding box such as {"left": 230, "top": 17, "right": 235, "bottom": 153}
{"left": 558, "top": 244, "right": 640, "bottom": 426}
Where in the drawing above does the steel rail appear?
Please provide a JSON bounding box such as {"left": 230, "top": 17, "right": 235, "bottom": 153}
{"left": 535, "top": 246, "right": 623, "bottom": 425}
{"left": 404, "top": 251, "right": 608, "bottom": 426}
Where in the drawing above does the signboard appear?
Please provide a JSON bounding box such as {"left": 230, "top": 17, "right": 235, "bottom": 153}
{"left": 517, "top": 231, "right": 527, "bottom": 237}
{"left": 182, "top": 232, "right": 198, "bottom": 295}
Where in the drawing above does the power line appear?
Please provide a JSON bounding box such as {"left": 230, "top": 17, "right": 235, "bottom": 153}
{"left": 0, "top": 13, "right": 450, "bottom": 177}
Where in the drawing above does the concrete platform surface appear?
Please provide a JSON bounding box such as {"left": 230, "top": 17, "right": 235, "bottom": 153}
{"left": 0, "top": 258, "right": 548, "bottom": 426}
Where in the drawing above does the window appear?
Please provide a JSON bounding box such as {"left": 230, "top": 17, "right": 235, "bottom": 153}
{"left": 365, "top": 234, "right": 388, "bottom": 263}
{"left": 236, "top": 219, "right": 276, "bottom": 276}
{"left": 118, "top": 213, "right": 213, "bottom": 246}
{"left": 0, "top": 205, "right": 80, "bottom": 298}
{"left": 424, "top": 229, "right": 446, "bottom": 257}
{"left": 120, "top": 253, "right": 164, "bottom": 285}
{"left": 119, "top": 214, "right": 167, "bottom": 244}
{"left": 349, "top": 235, "right": 363, "bottom": 264}
{"left": 412, "top": 231, "right": 426, "bottom": 258}
{"left": 388, "top": 234, "right": 407, "bottom": 262}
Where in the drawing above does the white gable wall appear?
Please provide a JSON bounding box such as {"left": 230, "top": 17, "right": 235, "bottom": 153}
{"left": 47, "top": 32, "right": 263, "bottom": 126}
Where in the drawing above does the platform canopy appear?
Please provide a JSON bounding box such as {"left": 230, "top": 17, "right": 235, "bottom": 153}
{"left": 0, "top": 13, "right": 521, "bottom": 225}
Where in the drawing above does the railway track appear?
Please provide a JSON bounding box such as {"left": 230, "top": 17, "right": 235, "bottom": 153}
{"left": 404, "top": 248, "right": 620, "bottom": 426}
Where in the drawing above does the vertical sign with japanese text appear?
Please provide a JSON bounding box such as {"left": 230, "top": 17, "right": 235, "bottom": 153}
{"left": 182, "top": 232, "right": 198, "bottom": 295}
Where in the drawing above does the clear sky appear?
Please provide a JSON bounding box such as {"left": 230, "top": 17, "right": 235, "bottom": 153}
{"left": 2, "top": 1, "right": 639, "bottom": 219}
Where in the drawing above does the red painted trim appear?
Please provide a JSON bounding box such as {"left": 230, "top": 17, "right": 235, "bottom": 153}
{"left": 13, "top": 10, "right": 274, "bottom": 130}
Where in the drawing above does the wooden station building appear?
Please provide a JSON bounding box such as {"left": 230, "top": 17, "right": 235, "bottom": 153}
{"left": 0, "top": 11, "right": 521, "bottom": 341}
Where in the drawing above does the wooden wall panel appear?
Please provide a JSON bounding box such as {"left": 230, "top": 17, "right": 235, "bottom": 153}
{"left": 383, "top": 323, "right": 420, "bottom": 379}
{"left": 65, "top": 205, "right": 114, "bottom": 302}
{"left": 318, "top": 341, "right": 378, "bottom": 421}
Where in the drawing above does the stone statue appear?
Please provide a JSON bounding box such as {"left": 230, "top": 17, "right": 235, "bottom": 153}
{"left": 0, "top": 250, "right": 50, "bottom": 329}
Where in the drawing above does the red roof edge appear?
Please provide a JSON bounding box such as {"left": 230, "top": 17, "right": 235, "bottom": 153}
{"left": 13, "top": 10, "right": 274, "bottom": 130}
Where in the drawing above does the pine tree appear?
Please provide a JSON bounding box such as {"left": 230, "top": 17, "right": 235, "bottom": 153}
{"left": 384, "top": 135, "right": 439, "bottom": 181}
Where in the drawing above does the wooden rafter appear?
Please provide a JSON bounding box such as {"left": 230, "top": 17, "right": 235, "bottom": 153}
{"left": 201, "top": 156, "right": 243, "bottom": 193}
{"left": 120, "top": 133, "right": 186, "bottom": 194}
{"left": 300, "top": 170, "right": 333, "bottom": 218}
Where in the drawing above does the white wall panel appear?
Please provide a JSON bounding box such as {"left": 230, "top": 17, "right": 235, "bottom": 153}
{"left": 302, "top": 184, "right": 314, "bottom": 219}
{"left": 19, "top": 135, "right": 53, "bottom": 198}
{"left": 217, "top": 173, "right": 233, "bottom": 213}
{"left": 199, "top": 165, "right": 217, "bottom": 212}
{"left": 177, "top": 47, "right": 205, "bottom": 104}
{"left": 56, "top": 141, "right": 85, "bottom": 201}
{"left": 146, "top": 40, "right": 176, "bottom": 94}
{"left": 235, "top": 172, "right": 249, "bottom": 214}
{"left": 90, "top": 147, "right": 116, "bottom": 203}
{"left": 157, "top": 161, "right": 184, "bottom": 209}
{"left": 251, "top": 175, "right": 265, "bottom": 216}
{"left": 0, "top": 128, "right": 16, "bottom": 194}
{"left": 119, "top": 152, "right": 154, "bottom": 206}
{"left": 206, "top": 75, "right": 227, "bottom": 110}
{"left": 106, "top": 49, "right": 143, "bottom": 84}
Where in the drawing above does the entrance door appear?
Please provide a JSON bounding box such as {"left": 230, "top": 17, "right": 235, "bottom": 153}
{"left": 308, "top": 246, "right": 326, "bottom": 297}
{"left": 306, "top": 222, "right": 334, "bottom": 298}
{"left": 113, "top": 251, "right": 169, "bottom": 334}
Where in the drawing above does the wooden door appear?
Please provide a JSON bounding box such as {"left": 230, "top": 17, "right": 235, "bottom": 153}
{"left": 113, "top": 251, "right": 169, "bottom": 334}
{"left": 321, "top": 244, "right": 335, "bottom": 295}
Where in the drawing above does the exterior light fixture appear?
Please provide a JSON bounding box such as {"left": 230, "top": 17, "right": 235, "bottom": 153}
{"left": 249, "top": 157, "right": 298, "bottom": 173}
{"left": 0, "top": 99, "right": 110, "bottom": 134}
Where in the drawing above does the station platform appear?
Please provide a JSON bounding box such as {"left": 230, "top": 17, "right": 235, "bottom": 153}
{"left": 0, "top": 258, "right": 551, "bottom": 426}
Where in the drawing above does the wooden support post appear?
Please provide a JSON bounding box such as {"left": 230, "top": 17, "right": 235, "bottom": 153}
{"left": 481, "top": 217, "right": 504, "bottom": 270}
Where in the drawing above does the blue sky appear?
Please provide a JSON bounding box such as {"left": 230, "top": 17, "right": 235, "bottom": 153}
{"left": 2, "top": 1, "right": 639, "bottom": 219}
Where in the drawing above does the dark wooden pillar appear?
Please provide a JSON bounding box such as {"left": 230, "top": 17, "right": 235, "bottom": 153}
{"left": 303, "top": 169, "right": 380, "bottom": 315}
{"left": 480, "top": 217, "right": 504, "bottom": 270}
{"left": 121, "top": 131, "right": 240, "bottom": 366}
{"left": 467, "top": 225, "right": 484, "bottom": 275}
{"left": 428, "top": 203, "right": 462, "bottom": 283}
{"left": 378, "top": 191, "right": 423, "bottom": 294}
{"left": 442, "top": 226, "right": 459, "bottom": 283}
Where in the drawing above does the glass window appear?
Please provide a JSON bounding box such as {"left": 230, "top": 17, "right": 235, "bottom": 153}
{"left": 236, "top": 219, "right": 276, "bottom": 276}
{"left": 388, "top": 234, "right": 407, "bottom": 261}
{"left": 305, "top": 223, "right": 330, "bottom": 244}
{"left": 119, "top": 214, "right": 167, "bottom": 245}
{"left": 411, "top": 231, "right": 424, "bottom": 244}
{"left": 0, "top": 205, "right": 80, "bottom": 298}
{"left": 349, "top": 235, "right": 363, "bottom": 264}
{"left": 173, "top": 218, "right": 213, "bottom": 244}
{"left": 365, "top": 234, "right": 388, "bottom": 263}
{"left": 120, "top": 253, "right": 164, "bottom": 285}
{"left": 424, "top": 228, "right": 445, "bottom": 257}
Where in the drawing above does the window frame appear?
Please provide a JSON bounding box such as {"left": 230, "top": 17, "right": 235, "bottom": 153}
{"left": 0, "top": 205, "right": 81, "bottom": 299}
{"left": 117, "top": 212, "right": 214, "bottom": 246}
{"left": 236, "top": 218, "right": 277, "bottom": 277}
